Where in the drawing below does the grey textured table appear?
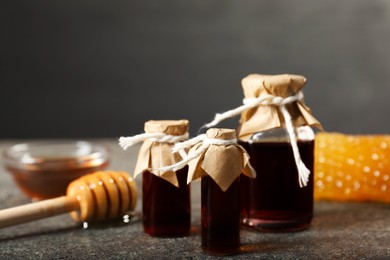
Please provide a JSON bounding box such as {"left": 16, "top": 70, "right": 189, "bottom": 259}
{"left": 0, "top": 139, "right": 389, "bottom": 259}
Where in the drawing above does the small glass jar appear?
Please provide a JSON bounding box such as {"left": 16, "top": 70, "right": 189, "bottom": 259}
{"left": 201, "top": 175, "right": 240, "bottom": 255}
{"left": 195, "top": 128, "right": 254, "bottom": 255}
{"left": 239, "top": 126, "right": 315, "bottom": 231}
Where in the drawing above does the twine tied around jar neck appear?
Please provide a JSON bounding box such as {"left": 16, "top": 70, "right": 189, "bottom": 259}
{"left": 119, "top": 132, "right": 189, "bottom": 150}
{"left": 202, "top": 91, "right": 310, "bottom": 188}
{"left": 156, "top": 133, "right": 238, "bottom": 174}
{"left": 202, "top": 91, "right": 304, "bottom": 129}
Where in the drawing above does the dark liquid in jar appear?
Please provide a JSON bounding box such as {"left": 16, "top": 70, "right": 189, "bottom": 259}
{"left": 239, "top": 140, "right": 314, "bottom": 231}
{"left": 201, "top": 175, "right": 240, "bottom": 255}
{"left": 142, "top": 167, "right": 190, "bottom": 236}
{"left": 7, "top": 159, "right": 108, "bottom": 200}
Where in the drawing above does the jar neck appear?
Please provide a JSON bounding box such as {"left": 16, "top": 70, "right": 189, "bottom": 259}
{"left": 246, "top": 125, "right": 316, "bottom": 143}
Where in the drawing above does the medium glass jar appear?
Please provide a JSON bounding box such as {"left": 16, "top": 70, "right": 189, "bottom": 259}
{"left": 240, "top": 126, "right": 315, "bottom": 231}
{"left": 126, "top": 119, "right": 191, "bottom": 237}
{"left": 143, "top": 166, "right": 191, "bottom": 236}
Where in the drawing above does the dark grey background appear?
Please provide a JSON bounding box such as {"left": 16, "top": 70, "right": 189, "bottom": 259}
{"left": 1, "top": 0, "right": 390, "bottom": 138}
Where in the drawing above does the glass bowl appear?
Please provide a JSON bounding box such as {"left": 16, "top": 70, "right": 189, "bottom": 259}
{"left": 3, "top": 141, "right": 110, "bottom": 200}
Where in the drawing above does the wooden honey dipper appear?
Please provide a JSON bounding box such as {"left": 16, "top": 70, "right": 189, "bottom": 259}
{"left": 0, "top": 171, "right": 137, "bottom": 228}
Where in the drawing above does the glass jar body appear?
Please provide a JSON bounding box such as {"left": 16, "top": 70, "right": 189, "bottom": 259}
{"left": 142, "top": 167, "right": 191, "bottom": 236}
{"left": 239, "top": 126, "right": 315, "bottom": 232}
{"left": 201, "top": 175, "right": 240, "bottom": 255}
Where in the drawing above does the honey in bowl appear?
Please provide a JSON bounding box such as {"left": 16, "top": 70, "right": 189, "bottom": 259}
{"left": 3, "top": 141, "right": 110, "bottom": 200}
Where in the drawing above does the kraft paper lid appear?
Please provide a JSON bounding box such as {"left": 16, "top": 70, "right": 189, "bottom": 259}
{"left": 205, "top": 128, "right": 236, "bottom": 140}
{"left": 239, "top": 74, "right": 322, "bottom": 140}
{"left": 187, "top": 128, "right": 256, "bottom": 191}
{"left": 144, "top": 120, "right": 189, "bottom": 135}
{"left": 134, "top": 119, "right": 189, "bottom": 187}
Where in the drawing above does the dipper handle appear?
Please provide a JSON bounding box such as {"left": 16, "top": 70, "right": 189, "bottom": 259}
{"left": 0, "top": 196, "right": 79, "bottom": 228}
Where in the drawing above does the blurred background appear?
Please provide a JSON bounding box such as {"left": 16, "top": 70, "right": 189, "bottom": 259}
{"left": 1, "top": 0, "right": 390, "bottom": 139}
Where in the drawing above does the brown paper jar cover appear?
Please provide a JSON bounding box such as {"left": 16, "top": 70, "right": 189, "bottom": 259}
{"left": 134, "top": 120, "right": 189, "bottom": 187}
{"left": 187, "top": 128, "right": 256, "bottom": 191}
{"left": 239, "top": 74, "right": 323, "bottom": 141}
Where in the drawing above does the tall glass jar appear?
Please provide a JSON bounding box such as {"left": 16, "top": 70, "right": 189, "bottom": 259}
{"left": 237, "top": 74, "right": 322, "bottom": 231}
{"left": 239, "top": 126, "right": 315, "bottom": 231}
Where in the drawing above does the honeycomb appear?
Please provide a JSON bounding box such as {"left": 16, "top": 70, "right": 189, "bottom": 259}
{"left": 315, "top": 132, "right": 390, "bottom": 203}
